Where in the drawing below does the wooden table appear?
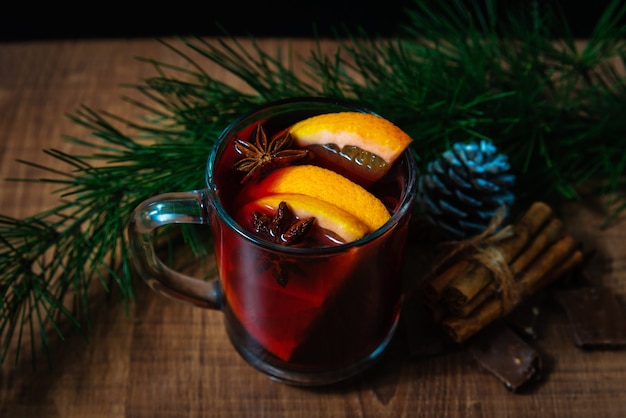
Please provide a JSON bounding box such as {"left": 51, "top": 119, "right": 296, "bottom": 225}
{"left": 1, "top": 38, "right": 625, "bottom": 418}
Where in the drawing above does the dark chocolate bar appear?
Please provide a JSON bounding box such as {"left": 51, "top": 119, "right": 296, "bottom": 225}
{"left": 553, "top": 286, "right": 626, "bottom": 348}
{"left": 505, "top": 292, "right": 545, "bottom": 340}
{"left": 469, "top": 323, "right": 543, "bottom": 392}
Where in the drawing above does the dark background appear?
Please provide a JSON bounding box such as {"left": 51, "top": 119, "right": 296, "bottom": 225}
{"left": 0, "top": 1, "right": 619, "bottom": 42}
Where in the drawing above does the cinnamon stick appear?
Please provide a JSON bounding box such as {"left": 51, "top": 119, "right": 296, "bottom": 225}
{"left": 424, "top": 259, "right": 471, "bottom": 303}
{"left": 451, "top": 216, "right": 565, "bottom": 317}
{"left": 515, "top": 235, "right": 578, "bottom": 294}
{"left": 442, "top": 202, "right": 554, "bottom": 313}
{"left": 498, "top": 201, "right": 555, "bottom": 263}
{"left": 442, "top": 236, "right": 582, "bottom": 343}
{"left": 509, "top": 217, "right": 564, "bottom": 277}
{"left": 541, "top": 248, "right": 583, "bottom": 285}
{"left": 452, "top": 274, "right": 495, "bottom": 317}
{"left": 444, "top": 295, "right": 502, "bottom": 343}
{"left": 444, "top": 263, "right": 491, "bottom": 312}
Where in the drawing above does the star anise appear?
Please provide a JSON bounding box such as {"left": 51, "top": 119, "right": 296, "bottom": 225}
{"left": 251, "top": 201, "right": 315, "bottom": 246}
{"left": 233, "top": 124, "right": 309, "bottom": 183}
{"left": 257, "top": 254, "right": 307, "bottom": 288}
{"left": 251, "top": 201, "right": 315, "bottom": 287}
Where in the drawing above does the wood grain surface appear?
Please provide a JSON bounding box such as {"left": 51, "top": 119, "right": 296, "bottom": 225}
{"left": 1, "top": 38, "right": 626, "bottom": 418}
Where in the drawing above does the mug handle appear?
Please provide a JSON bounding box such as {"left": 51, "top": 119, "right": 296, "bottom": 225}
{"left": 126, "top": 189, "right": 223, "bottom": 310}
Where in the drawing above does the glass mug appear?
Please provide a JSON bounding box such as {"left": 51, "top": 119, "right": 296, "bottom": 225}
{"left": 127, "top": 97, "right": 418, "bottom": 386}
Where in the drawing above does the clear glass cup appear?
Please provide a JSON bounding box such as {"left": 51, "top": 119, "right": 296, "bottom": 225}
{"left": 126, "top": 97, "right": 418, "bottom": 386}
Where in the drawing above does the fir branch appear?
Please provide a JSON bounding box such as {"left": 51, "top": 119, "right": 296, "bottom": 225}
{"left": 2, "top": 0, "right": 626, "bottom": 366}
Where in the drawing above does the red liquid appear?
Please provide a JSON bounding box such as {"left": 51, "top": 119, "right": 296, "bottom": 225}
{"left": 211, "top": 116, "right": 411, "bottom": 368}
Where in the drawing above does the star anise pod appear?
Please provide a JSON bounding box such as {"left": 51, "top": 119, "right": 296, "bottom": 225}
{"left": 251, "top": 201, "right": 315, "bottom": 246}
{"left": 257, "top": 254, "right": 307, "bottom": 288}
{"left": 233, "top": 124, "right": 309, "bottom": 183}
{"left": 251, "top": 201, "right": 315, "bottom": 287}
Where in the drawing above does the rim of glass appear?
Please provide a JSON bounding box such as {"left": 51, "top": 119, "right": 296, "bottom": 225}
{"left": 205, "top": 97, "right": 417, "bottom": 255}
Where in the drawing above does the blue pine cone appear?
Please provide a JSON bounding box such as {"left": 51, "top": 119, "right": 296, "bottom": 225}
{"left": 418, "top": 140, "right": 515, "bottom": 239}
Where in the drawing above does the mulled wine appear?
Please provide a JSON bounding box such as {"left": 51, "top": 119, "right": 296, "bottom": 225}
{"left": 209, "top": 104, "right": 415, "bottom": 373}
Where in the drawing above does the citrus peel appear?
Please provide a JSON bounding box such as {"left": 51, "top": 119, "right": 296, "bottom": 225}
{"left": 289, "top": 112, "right": 412, "bottom": 179}
{"left": 241, "top": 164, "right": 391, "bottom": 232}
{"left": 241, "top": 193, "right": 370, "bottom": 243}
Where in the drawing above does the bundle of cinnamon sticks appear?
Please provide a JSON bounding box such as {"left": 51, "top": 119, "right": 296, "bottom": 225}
{"left": 425, "top": 201, "right": 583, "bottom": 343}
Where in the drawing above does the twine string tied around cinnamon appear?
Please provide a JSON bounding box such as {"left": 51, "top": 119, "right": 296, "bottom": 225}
{"left": 433, "top": 207, "right": 521, "bottom": 312}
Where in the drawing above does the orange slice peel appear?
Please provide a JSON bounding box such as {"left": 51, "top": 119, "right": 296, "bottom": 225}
{"left": 289, "top": 112, "right": 413, "bottom": 179}
{"left": 241, "top": 164, "right": 391, "bottom": 232}
{"left": 241, "top": 193, "right": 370, "bottom": 243}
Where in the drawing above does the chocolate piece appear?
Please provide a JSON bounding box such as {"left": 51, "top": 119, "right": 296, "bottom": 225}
{"left": 505, "top": 293, "right": 545, "bottom": 340}
{"left": 553, "top": 286, "right": 626, "bottom": 348}
{"left": 469, "top": 323, "right": 543, "bottom": 392}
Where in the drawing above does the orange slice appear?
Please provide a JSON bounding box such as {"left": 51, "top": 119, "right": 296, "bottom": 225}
{"left": 241, "top": 193, "right": 370, "bottom": 243}
{"left": 289, "top": 112, "right": 413, "bottom": 181}
{"left": 241, "top": 164, "right": 390, "bottom": 232}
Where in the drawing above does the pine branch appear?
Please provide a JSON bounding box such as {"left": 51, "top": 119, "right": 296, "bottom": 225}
{"left": 2, "top": 0, "right": 626, "bottom": 366}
